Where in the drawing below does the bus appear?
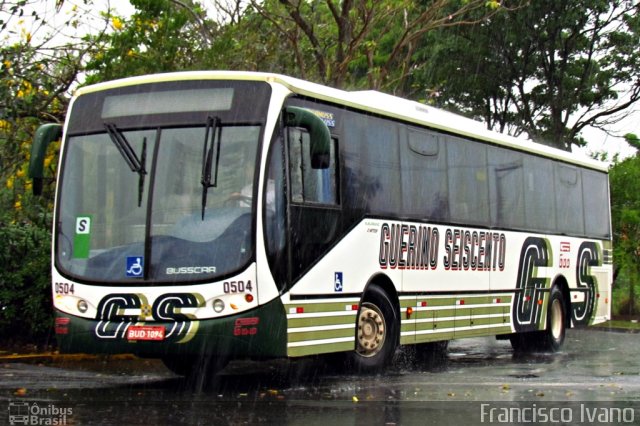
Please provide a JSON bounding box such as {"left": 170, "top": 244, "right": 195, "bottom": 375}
{"left": 29, "top": 71, "right": 612, "bottom": 376}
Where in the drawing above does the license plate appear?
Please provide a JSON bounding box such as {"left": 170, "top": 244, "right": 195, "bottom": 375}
{"left": 127, "top": 325, "right": 165, "bottom": 341}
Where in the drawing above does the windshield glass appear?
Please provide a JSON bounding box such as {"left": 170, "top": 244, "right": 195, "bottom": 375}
{"left": 57, "top": 124, "right": 260, "bottom": 283}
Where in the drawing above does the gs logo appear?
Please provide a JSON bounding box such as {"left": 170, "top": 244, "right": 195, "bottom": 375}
{"left": 95, "top": 293, "right": 204, "bottom": 342}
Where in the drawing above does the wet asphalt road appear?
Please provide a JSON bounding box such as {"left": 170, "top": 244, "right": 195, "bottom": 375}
{"left": 1, "top": 329, "right": 640, "bottom": 425}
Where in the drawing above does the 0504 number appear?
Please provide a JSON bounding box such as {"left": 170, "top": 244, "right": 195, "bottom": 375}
{"left": 55, "top": 282, "right": 75, "bottom": 295}
{"left": 223, "top": 280, "right": 253, "bottom": 294}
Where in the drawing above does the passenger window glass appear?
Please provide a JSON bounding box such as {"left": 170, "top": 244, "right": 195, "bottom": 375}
{"left": 582, "top": 169, "right": 611, "bottom": 238}
{"left": 287, "top": 127, "right": 338, "bottom": 205}
{"left": 555, "top": 164, "right": 584, "bottom": 235}
{"left": 447, "top": 138, "right": 489, "bottom": 225}
{"left": 488, "top": 147, "right": 525, "bottom": 228}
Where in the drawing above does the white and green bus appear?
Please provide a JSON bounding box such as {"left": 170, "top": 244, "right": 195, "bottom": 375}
{"left": 30, "top": 71, "right": 612, "bottom": 376}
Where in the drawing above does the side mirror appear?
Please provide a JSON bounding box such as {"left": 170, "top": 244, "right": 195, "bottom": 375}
{"left": 29, "top": 123, "right": 62, "bottom": 196}
{"left": 284, "top": 106, "right": 331, "bottom": 169}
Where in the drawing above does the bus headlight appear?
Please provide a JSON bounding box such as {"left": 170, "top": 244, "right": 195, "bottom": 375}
{"left": 212, "top": 299, "right": 225, "bottom": 313}
{"left": 77, "top": 299, "right": 88, "bottom": 313}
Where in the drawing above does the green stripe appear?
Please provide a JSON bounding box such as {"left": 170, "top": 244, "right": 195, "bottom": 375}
{"left": 431, "top": 308, "right": 456, "bottom": 317}
{"left": 288, "top": 327, "right": 353, "bottom": 343}
{"left": 401, "top": 322, "right": 414, "bottom": 334}
{"left": 454, "top": 306, "right": 507, "bottom": 316}
{"left": 288, "top": 340, "right": 354, "bottom": 357}
{"left": 455, "top": 318, "right": 470, "bottom": 328}
{"left": 288, "top": 314, "right": 355, "bottom": 328}
{"left": 431, "top": 319, "right": 456, "bottom": 330}
{"left": 399, "top": 298, "right": 415, "bottom": 308}
{"left": 454, "top": 325, "right": 512, "bottom": 339}
{"left": 400, "top": 334, "right": 414, "bottom": 345}
{"left": 415, "top": 331, "right": 455, "bottom": 342}
{"left": 469, "top": 316, "right": 508, "bottom": 327}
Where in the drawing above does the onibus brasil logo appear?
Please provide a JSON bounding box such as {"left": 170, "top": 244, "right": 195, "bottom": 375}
{"left": 8, "top": 402, "right": 73, "bottom": 425}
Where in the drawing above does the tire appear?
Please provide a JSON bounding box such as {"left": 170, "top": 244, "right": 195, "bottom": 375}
{"left": 349, "top": 285, "right": 399, "bottom": 373}
{"left": 510, "top": 286, "right": 566, "bottom": 353}
{"left": 537, "top": 286, "right": 567, "bottom": 351}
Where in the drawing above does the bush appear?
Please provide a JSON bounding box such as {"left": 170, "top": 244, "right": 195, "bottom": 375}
{"left": 612, "top": 270, "right": 639, "bottom": 316}
{"left": 0, "top": 218, "right": 53, "bottom": 345}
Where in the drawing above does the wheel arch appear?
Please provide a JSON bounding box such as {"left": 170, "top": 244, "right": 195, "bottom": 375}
{"left": 361, "top": 273, "right": 400, "bottom": 318}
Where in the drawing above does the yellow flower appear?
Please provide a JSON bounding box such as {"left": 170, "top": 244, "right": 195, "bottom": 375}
{"left": 16, "top": 169, "right": 25, "bottom": 178}
{"left": 2, "top": 60, "right": 10, "bottom": 69}
{"left": 111, "top": 17, "right": 124, "bottom": 31}
{"left": 6, "top": 176, "right": 14, "bottom": 189}
{"left": 14, "top": 200, "right": 22, "bottom": 211}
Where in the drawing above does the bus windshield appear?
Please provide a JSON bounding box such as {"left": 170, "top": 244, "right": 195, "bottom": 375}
{"left": 55, "top": 81, "right": 270, "bottom": 284}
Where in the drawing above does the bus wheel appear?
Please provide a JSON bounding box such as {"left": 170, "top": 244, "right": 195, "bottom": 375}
{"left": 538, "top": 286, "right": 566, "bottom": 352}
{"left": 350, "top": 285, "right": 399, "bottom": 372}
{"left": 510, "top": 286, "right": 566, "bottom": 353}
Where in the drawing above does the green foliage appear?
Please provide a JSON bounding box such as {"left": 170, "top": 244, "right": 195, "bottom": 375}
{"left": 0, "top": 200, "right": 53, "bottom": 342}
{"left": 83, "top": 0, "right": 215, "bottom": 84}
{"left": 0, "top": 0, "right": 80, "bottom": 343}
{"left": 609, "top": 153, "right": 640, "bottom": 315}
{"left": 624, "top": 133, "right": 640, "bottom": 151}
{"left": 418, "top": 0, "right": 640, "bottom": 151}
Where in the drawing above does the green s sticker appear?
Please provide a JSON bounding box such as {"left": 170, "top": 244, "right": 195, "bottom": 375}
{"left": 74, "top": 216, "right": 91, "bottom": 258}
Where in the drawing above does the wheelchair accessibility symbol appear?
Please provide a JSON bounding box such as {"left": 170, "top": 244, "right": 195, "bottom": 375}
{"left": 334, "top": 272, "right": 343, "bottom": 292}
{"left": 126, "top": 256, "right": 144, "bottom": 277}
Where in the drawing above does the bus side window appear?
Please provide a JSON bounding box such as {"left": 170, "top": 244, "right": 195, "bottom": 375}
{"left": 287, "top": 127, "right": 338, "bottom": 205}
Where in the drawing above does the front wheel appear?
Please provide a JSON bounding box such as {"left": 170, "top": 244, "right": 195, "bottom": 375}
{"left": 349, "top": 285, "right": 399, "bottom": 373}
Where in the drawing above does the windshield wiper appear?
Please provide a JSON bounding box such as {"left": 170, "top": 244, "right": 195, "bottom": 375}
{"left": 200, "top": 116, "right": 221, "bottom": 220}
{"left": 105, "top": 123, "right": 147, "bottom": 207}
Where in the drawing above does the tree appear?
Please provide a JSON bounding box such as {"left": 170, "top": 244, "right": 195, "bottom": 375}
{"left": 609, "top": 137, "right": 640, "bottom": 315}
{"left": 420, "top": 0, "right": 640, "bottom": 151}
{"left": 83, "top": 0, "right": 211, "bottom": 84}
{"left": 0, "top": 0, "right": 110, "bottom": 343}
{"left": 246, "top": 0, "right": 519, "bottom": 91}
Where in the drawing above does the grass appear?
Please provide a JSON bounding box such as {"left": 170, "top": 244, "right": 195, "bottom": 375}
{"left": 593, "top": 319, "right": 640, "bottom": 331}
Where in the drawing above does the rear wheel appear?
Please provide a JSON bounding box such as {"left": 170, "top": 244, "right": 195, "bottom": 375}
{"left": 510, "top": 286, "right": 566, "bottom": 352}
{"left": 349, "top": 285, "right": 399, "bottom": 372}
{"left": 538, "top": 286, "right": 566, "bottom": 351}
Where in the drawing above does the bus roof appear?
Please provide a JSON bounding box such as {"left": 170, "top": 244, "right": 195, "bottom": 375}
{"left": 76, "top": 71, "right": 609, "bottom": 172}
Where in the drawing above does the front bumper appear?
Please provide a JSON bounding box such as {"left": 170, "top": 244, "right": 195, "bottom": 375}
{"left": 53, "top": 298, "right": 288, "bottom": 359}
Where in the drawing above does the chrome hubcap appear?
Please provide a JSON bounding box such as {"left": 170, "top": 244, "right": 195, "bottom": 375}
{"left": 357, "top": 303, "right": 386, "bottom": 357}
